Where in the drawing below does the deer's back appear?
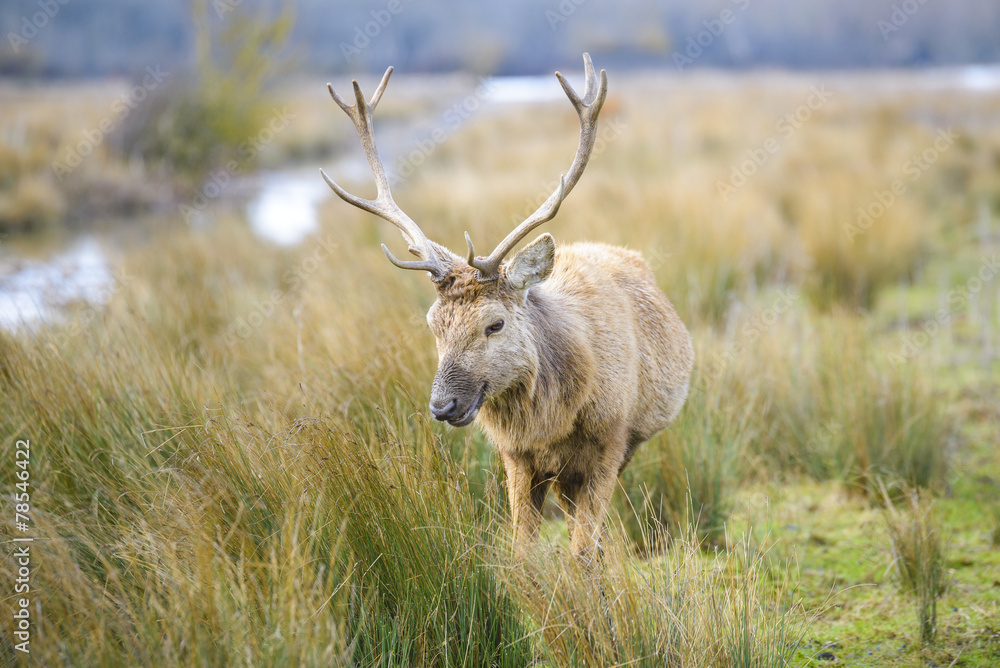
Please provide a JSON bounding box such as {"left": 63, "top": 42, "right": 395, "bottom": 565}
{"left": 542, "top": 242, "right": 694, "bottom": 443}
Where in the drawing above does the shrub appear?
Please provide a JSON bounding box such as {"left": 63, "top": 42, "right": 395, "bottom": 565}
{"left": 114, "top": 0, "right": 294, "bottom": 183}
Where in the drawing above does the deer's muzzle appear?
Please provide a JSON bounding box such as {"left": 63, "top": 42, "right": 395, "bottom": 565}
{"left": 430, "top": 363, "right": 486, "bottom": 427}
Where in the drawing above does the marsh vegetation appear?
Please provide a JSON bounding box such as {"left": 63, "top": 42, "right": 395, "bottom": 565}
{"left": 1, "top": 69, "right": 999, "bottom": 666}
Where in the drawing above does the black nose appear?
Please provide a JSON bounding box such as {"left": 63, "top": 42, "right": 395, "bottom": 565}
{"left": 430, "top": 397, "right": 459, "bottom": 422}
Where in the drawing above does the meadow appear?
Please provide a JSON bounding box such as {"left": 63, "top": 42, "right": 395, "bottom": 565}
{"left": 1, "top": 68, "right": 999, "bottom": 666}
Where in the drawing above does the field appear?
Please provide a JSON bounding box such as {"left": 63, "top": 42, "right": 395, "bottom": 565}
{"left": 1, "top": 69, "right": 1000, "bottom": 666}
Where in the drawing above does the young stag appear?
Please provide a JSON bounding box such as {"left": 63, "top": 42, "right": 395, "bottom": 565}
{"left": 321, "top": 54, "right": 693, "bottom": 562}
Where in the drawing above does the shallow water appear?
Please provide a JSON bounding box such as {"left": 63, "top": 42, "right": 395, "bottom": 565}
{"left": 247, "top": 167, "right": 330, "bottom": 246}
{"left": 4, "top": 68, "right": 996, "bottom": 330}
{"left": 0, "top": 237, "right": 113, "bottom": 330}
{"left": 245, "top": 74, "right": 567, "bottom": 248}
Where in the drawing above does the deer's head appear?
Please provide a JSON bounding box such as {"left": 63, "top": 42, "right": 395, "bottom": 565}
{"left": 321, "top": 54, "right": 607, "bottom": 426}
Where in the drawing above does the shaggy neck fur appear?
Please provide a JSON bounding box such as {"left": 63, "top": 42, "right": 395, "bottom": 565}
{"left": 478, "top": 287, "right": 590, "bottom": 449}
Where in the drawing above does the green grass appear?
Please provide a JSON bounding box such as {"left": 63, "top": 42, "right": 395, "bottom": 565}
{"left": 1, "top": 214, "right": 990, "bottom": 666}
{"left": 2, "top": 72, "right": 1000, "bottom": 666}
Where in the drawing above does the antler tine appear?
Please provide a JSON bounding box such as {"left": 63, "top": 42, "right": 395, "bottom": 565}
{"left": 322, "top": 67, "right": 449, "bottom": 280}
{"left": 381, "top": 243, "right": 441, "bottom": 273}
{"left": 327, "top": 82, "right": 352, "bottom": 114}
{"left": 468, "top": 53, "right": 607, "bottom": 282}
{"left": 465, "top": 231, "right": 477, "bottom": 266}
{"left": 368, "top": 66, "right": 393, "bottom": 108}
{"left": 553, "top": 56, "right": 607, "bottom": 194}
{"left": 582, "top": 51, "right": 597, "bottom": 99}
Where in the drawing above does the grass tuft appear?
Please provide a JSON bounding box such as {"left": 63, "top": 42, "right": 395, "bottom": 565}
{"left": 881, "top": 486, "right": 947, "bottom": 646}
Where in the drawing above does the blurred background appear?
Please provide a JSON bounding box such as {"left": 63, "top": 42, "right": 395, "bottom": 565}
{"left": 3, "top": 0, "right": 1000, "bottom": 76}
{"left": 3, "top": 3, "right": 1000, "bottom": 665}
{"left": 1, "top": 0, "right": 999, "bottom": 329}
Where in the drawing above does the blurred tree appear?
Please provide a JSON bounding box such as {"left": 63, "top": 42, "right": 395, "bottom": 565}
{"left": 114, "top": 0, "right": 295, "bottom": 185}
{"left": 2, "top": 0, "right": 999, "bottom": 77}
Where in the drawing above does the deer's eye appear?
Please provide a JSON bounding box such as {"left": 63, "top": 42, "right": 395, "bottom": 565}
{"left": 485, "top": 320, "right": 504, "bottom": 337}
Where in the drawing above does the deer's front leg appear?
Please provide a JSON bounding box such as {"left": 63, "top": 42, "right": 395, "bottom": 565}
{"left": 557, "top": 427, "right": 627, "bottom": 567}
{"left": 557, "top": 474, "right": 618, "bottom": 567}
{"left": 501, "top": 451, "right": 551, "bottom": 558}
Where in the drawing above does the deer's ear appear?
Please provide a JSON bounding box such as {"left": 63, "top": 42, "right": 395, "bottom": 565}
{"left": 505, "top": 233, "right": 555, "bottom": 291}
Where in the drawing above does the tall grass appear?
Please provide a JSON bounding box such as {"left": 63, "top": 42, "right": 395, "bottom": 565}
{"left": 615, "top": 357, "right": 762, "bottom": 548}
{"left": 0, "top": 215, "right": 813, "bottom": 666}
{"left": 430, "top": 77, "right": 986, "bottom": 318}
{"left": 4, "top": 215, "right": 951, "bottom": 663}
{"left": 704, "top": 306, "right": 954, "bottom": 496}
{"left": 0, "top": 273, "right": 804, "bottom": 665}
{"left": 505, "top": 524, "right": 807, "bottom": 667}
{"left": 0, "top": 314, "right": 531, "bottom": 665}
{"left": 1, "top": 71, "right": 986, "bottom": 664}
{"left": 881, "top": 487, "right": 947, "bottom": 645}
{"left": 613, "top": 304, "right": 954, "bottom": 552}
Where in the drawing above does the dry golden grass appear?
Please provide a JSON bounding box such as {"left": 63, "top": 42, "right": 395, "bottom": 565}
{"left": 1, "top": 69, "right": 997, "bottom": 666}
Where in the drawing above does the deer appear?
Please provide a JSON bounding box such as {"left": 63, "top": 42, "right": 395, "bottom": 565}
{"left": 320, "top": 54, "right": 694, "bottom": 564}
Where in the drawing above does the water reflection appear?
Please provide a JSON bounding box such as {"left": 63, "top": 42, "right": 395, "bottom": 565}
{"left": 247, "top": 168, "right": 330, "bottom": 246}
{"left": 0, "top": 238, "right": 113, "bottom": 330}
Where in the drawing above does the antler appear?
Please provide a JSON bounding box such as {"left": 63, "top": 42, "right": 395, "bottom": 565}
{"left": 466, "top": 53, "right": 608, "bottom": 282}
{"left": 320, "top": 67, "right": 449, "bottom": 280}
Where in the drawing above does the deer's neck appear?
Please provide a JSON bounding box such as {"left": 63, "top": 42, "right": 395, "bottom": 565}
{"left": 479, "top": 288, "right": 592, "bottom": 448}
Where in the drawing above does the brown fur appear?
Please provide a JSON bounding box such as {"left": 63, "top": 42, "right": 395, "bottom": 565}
{"left": 321, "top": 55, "right": 683, "bottom": 562}
{"left": 427, "top": 241, "right": 694, "bottom": 561}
